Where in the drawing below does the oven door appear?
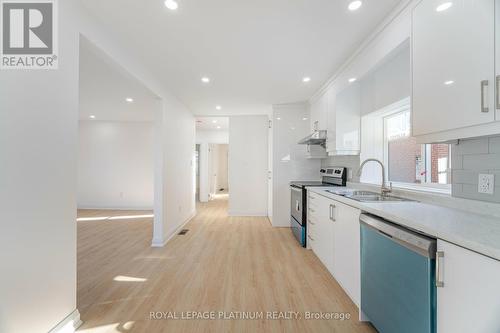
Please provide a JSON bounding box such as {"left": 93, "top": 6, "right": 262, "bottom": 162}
{"left": 290, "top": 185, "right": 303, "bottom": 224}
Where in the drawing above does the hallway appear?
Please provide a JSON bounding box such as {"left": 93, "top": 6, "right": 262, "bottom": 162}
{"left": 77, "top": 197, "right": 374, "bottom": 333}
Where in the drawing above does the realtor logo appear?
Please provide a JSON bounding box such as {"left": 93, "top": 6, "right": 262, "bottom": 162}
{"left": 1, "top": 0, "right": 58, "bottom": 69}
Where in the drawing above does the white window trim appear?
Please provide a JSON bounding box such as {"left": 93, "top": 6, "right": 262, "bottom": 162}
{"left": 361, "top": 97, "right": 451, "bottom": 195}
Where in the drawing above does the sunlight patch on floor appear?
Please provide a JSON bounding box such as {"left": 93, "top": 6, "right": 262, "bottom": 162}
{"left": 113, "top": 275, "right": 147, "bottom": 282}
{"left": 77, "top": 214, "right": 154, "bottom": 222}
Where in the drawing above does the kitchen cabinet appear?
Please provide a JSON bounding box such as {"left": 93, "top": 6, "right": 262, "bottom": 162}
{"left": 332, "top": 200, "right": 361, "bottom": 307}
{"left": 436, "top": 240, "right": 500, "bottom": 333}
{"left": 412, "top": 0, "right": 497, "bottom": 142}
{"left": 326, "top": 83, "right": 361, "bottom": 155}
{"left": 307, "top": 192, "right": 335, "bottom": 274}
{"left": 307, "top": 191, "right": 361, "bottom": 307}
{"left": 497, "top": 0, "right": 500, "bottom": 120}
{"left": 309, "top": 90, "right": 328, "bottom": 132}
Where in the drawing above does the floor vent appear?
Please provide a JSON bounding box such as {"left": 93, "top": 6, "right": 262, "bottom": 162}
{"left": 178, "top": 229, "right": 189, "bottom": 235}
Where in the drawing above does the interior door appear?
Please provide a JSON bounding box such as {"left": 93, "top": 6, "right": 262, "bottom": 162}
{"left": 412, "top": 0, "right": 495, "bottom": 136}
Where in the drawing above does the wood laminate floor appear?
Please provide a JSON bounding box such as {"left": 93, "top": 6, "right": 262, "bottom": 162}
{"left": 77, "top": 196, "right": 375, "bottom": 333}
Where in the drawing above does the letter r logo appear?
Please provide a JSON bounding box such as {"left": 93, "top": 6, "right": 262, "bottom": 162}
{"left": 2, "top": 2, "right": 53, "bottom": 55}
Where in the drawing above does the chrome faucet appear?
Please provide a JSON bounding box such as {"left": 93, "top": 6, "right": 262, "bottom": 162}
{"left": 357, "top": 159, "right": 392, "bottom": 196}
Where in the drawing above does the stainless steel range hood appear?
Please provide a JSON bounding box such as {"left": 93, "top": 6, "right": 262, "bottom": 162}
{"left": 298, "top": 130, "right": 327, "bottom": 146}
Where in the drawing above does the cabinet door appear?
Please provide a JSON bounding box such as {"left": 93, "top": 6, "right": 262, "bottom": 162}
{"left": 437, "top": 240, "right": 500, "bottom": 333}
{"left": 412, "top": 0, "right": 495, "bottom": 136}
{"left": 311, "top": 91, "right": 329, "bottom": 132}
{"left": 496, "top": 0, "right": 500, "bottom": 120}
{"left": 334, "top": 82, "right": 361, "bottom": 154}
{"left": 333, "top": 201, "right": 361, "bottom": 306}
{"left": 310, "top": 195, "right": 335, "bottom": 274}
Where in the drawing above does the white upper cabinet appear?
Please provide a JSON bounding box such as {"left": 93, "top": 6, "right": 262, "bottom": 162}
{"left": 497, "top": 0, "right": 500, "bottom": 120}
{"left": 412, "top": 0, "right": 496, "bottom": 140}
{"left": 310, "top": 91, "right": 328, "bottom": 132}
{"left": 326, "top": 83, "right": 361, "bottom": 155}
{"left": 436, "top": 240, "right": 500, "bottom": 333}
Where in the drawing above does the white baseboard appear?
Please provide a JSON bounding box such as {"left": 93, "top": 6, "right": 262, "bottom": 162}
{"left": 48, "top": 309, "right": 82, "bottom": 333}
{"left": 151, "top": 210, "right": 196, "bottom": 247}
{"left": 77, "top": 206, "right": 153, "bottom": 211}
{"left": 228, "top": 211, "right": 268, "bottom": 217}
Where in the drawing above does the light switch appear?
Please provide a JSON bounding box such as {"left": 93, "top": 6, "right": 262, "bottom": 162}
{"left": 478, "top": 174, "right": 495, "bottom": 195}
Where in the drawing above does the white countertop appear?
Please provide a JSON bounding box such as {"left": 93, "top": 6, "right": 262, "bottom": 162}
{"left": 307, "top": 186, "right": 500, "bottom": 261}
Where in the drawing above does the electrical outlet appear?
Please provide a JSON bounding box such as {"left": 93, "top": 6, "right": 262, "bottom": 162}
{"left": 478, "top": 174, "right": 495, "bottom": 195}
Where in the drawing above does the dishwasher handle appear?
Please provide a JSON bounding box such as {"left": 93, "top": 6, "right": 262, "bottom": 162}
{"left": 436, "top": 251, "right": 445, "bottom": 288}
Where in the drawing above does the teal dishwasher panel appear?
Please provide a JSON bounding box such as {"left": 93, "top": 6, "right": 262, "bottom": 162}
{"left": 361, "top": 223, "right": 436, "bottom": 333}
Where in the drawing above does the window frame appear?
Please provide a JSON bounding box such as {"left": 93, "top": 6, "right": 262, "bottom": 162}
{"left": 378, "top": 99, "right": 452, "bottom": 194}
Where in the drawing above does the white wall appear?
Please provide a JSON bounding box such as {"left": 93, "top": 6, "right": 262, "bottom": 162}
{"left": 360, "top": 42, "right": 410, "bottom": 116}
{"left": 229, "top": 116, "right": 269, "bottom": 216}
{"left": 78, "top": 121, "right": 154, "bottom": 209}
{"left": 272, "top": 103, "right": 322, "bottom": 227}
{"left": 196, "top": 129, "right": 229, "bottom": 144}
{"left": 0, "top": 1, "right": 195, "bottom": 332}
{"left": 216, "top": 144, "right": 229, "bottom": 191}
{"left": 0, "top": 2, "right": 80, "bottom": 332}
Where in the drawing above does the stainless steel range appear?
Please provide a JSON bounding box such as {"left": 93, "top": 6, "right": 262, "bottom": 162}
{"left": 290, "top": 167, "right": 347, "bottom": 247}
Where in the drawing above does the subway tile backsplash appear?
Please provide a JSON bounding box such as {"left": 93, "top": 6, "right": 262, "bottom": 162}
{"left": 452, "top": 135, "right": 500, "bottom": 203}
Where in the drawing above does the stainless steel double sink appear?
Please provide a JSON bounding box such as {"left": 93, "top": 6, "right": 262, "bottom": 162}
{"left": 325, "top": 189, "right": 414, "bottom": 203}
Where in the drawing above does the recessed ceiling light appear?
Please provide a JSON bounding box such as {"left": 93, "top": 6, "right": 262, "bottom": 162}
{"left": 348, "top": 77, "right": 357, "bottom": 83}
{"left": 444, "top": 80, "right": 455, "bottom": 85}
{"left": 125, "top": 97, "right": 134, "bottom": 103}
{"left": 215, "top": 105, "right": 222, "bottom": 110}
{"left": 89, "top": 115, "right": 96, "bottom": 119}
{"left": 276, "top": 117, "right": 281, "bottom": 120}
{"left": 303, "top": 117, "right": 308, "bottom": 121}
{"left": 348, "top": 1, "right": 363, "bottom": 11}
{"left": 217, "top": 126, "right": 221, "bottom": 129}
{"left": 436, "top": 2, "right": 453, "bottom": 12}
{"left": 302, "top": 77, "right": 311, "bottom": 83}
{"left": 164, "top": 0, "right": 179, "bottom": 10}
{"left": 212, "top": 120, "right": 217, "bottom": 124}
{"left": 201, "top": 77, "right": 210, "bottom": 83}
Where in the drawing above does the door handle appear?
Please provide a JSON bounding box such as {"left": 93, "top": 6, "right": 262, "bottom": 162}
{"left": 481, "top": 80, "right": 489, "bottom": 113}
{"left": 329, "top": 204, "right": 336, "bottom": 222}
{"left": 436, "top": 251, "right": 445, "bottom": 288}
{"left": 295, "top": 200, "right": 300, "bottom": 211}
{"left": 496, "top": 76, "right": 500, "bottom": 110}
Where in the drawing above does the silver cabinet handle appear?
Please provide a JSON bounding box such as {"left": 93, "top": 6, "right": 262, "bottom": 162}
{"left": 308, "top": 219, "right": 315, "bottom": 225}
{"left": 308, "top": 235, "right": 314, "bottom": 241}
{"left": 308, "top": 208, "right": 315, "bottom": 213}
{"left": 329, "top": 204, "right": 336, "bottom": 222}
{"left": 295, "top": 200, "right": 300, "bottom": 211}
{"left": 436, "top": 251, "right": 445, "bottom": 288}
{"left": 496, "top": 76, "right": 500, "bottom": 110}
{"left": 481, "top": 80, "right": 489, "bottom": 113}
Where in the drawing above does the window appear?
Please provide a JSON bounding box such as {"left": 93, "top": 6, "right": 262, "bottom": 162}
{"left": 360, "top": 98, "right": 451, "bottom": 194}
{"left": 384, "top": 108, "right": 451, "bottom": 189}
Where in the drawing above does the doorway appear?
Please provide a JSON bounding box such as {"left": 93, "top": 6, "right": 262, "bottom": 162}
{"left": 195, "top": 117, "right": 229, "bottom": 204}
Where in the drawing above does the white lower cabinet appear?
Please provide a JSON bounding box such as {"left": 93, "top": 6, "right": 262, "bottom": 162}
{"left": 437, "top": 240, "right": 500, "bottom": 333}
{"left": 308, "top": 193, "right": 335, "bottom": 273}
{"left": 332, "top": 201, "right": 361, "bottom": 307}
{"left": 307, "top": 191, "right": 361, "bottom": 307}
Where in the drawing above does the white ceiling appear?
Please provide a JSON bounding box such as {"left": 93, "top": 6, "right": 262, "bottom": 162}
{"left": 196, "top": 117, "right": 229, "bottom": 131}
{"left": 80, "top": 0, "right": 402, "bottom": 116}
{"left": 79, "top": 37, "right": 160, "bottom": 122}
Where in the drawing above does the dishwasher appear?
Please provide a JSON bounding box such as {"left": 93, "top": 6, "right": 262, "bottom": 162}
{"left": 360, "top": 214, "right": 437, "bottom": 333}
